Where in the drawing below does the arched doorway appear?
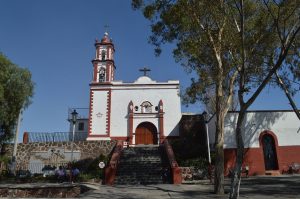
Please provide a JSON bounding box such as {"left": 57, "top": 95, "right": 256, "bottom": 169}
{"left": 135, "top": 122, "right": 158, "bottom": 145}
{"left": 262, "top": 134, "right": 279, "bottom": 170}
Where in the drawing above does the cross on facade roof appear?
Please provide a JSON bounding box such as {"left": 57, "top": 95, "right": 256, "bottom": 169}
{"left": 139, "top": 67, "right": 151, "bottom": 76}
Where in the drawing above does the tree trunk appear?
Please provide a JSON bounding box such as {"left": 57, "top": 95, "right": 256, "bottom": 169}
{"left": 215, "top": 130, "right": 225, "bottom": 194}
{"left": 229, "top": 109, "right": 246, "bottom": 199}
{"left": 214, "top": 82, "right": 225, "bottom": 194}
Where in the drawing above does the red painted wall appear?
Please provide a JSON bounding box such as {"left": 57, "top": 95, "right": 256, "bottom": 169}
{"left": 224, "top": 145, "right": 300, "bottom": 176}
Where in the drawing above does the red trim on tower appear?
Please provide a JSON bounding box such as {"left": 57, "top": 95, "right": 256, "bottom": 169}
{"left": 107, "top": 46, "right": 110, "bottom": 60}
{"left": 158, "top": 99, "right": 164, "bottom": 144}
{"left": 111, "top": 66, "right": 114, "bottom": 81}
{"left": 93, "top": 62, "right": 98, "bottom": 82}
{"left": 106, "top": 62, "right": 111, "bottom": 82}
{"left": 96, "top": 46, "right": 99, "bottom": 59}
{"left": 88, "top": 90, "right": 94, "bottom": 136}
{"left": 128, "top": 101, "right": 134, "bottom": 144}
{"left": 106, "top": 90, "right": 112, "bottom": 136}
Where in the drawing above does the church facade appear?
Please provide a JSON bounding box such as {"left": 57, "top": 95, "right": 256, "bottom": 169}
{"left": 86, "top": 33, "right": 181, "bottom": 145}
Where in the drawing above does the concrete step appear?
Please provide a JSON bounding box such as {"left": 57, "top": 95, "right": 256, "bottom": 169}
{"left": 117, "top": 168, "right": 162, "bottom": 172}
{"left": 118, "top": 170, "right": 164, "bottom": 173}
{"left": 118, "top": 162, "right": 162, "bottom": 167}
{"left": 265, "top": 170, "right": 281, "bottom": 176}
{"left": 119, "top": 158, "right": 161, "bottom": 162}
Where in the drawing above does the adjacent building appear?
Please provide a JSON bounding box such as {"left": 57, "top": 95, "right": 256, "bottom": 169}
{"left": 208, "top": 110, "right": 300, "bottom": 175}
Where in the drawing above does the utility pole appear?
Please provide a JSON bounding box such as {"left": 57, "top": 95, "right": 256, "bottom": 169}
{"left": 12, "top": 109, "right": 22, "bottom": 175}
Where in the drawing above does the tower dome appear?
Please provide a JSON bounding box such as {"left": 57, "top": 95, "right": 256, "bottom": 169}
{"left": 101, "top": 32, "right": 112, "bottom": 44}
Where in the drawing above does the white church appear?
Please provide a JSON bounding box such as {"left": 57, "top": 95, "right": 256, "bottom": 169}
{"left": 66, "top": 32, "right": 300, "bottom": 176}
{"left": 80, "top": 32, "right": 182, "bottom": 145}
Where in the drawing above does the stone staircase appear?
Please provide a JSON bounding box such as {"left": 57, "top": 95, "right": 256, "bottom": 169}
{"left": 114, "top": 146, "right": 170, "bottom": 185}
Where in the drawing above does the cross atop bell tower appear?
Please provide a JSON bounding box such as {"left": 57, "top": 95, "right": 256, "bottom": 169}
{"left": 92, "top": 32, "right": 116, "bottom": 83}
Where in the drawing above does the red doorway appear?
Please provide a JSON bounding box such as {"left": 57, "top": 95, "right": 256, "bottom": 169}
{"left": 262, "top": 134, "right": 279, "bottom": 170}
{"left": 135, "top": 122, "right": 157, "bottom": 145}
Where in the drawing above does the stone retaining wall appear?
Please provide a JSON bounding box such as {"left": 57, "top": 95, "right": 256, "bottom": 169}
{"left": 0, "top": 183, "right": 82, "bottom": 198}
{"left": 5, "top": 141, "right": 116, "bottom": 171}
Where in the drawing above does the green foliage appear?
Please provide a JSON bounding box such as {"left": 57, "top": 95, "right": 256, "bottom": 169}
{"left": 179, "top": 158, "right": 208, "bottom": 170}
{"left": 30, "top": 174, "right": 57, "bottom": 183}
{"left": 72, "top": 154, "right": 108, "bottom": 180}
{"left": 86, "top": 154, "right": 108, "bottom": 179}
{"left": 170, "top": 119, "right": 208, "bottom": 169}
{"left": 0, "top": 155, "right": 10, "bottom": 164}
{"left": 78, "top": 173, "right": 101, "bottom": 182}
{"left": 0, "top": 53, "right": 34, "bottom": 152}
{"left": 171, "top": 136, "right": 206, "bottom": 161}
{"left": 0, "top": 155, "right": 10, "bottom": 179}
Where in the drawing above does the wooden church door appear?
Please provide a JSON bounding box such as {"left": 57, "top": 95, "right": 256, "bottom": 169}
{"left": 135, "top": 122, "right": 157, "bottom": 145}
{"left": 262, "top": 134, "right": 278, "bottom": 170}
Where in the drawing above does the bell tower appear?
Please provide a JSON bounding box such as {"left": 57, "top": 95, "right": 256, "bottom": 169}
{"left": 92, "top": 32, "right": 115, "bottom": 83}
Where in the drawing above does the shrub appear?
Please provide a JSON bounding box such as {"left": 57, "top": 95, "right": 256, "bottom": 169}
{"left": 0, "top": 155, "right": 10, "bottom": 164}
{"left": 71, "top": 154, "right": 108, "bottom": 180}
{"left": 179, "top": 157, "right": 208, "bottom": 170}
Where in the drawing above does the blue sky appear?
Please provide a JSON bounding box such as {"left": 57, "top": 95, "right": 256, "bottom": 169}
{"left": 0, "top": 0, "right": 299, "bottom": 137}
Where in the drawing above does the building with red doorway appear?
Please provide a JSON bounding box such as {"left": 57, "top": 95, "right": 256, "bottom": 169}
{"left": 82, "top": 32, "right": 181, "bottom": 145}
{"left": 208, "top": 110, "right": 300, "bottom": 176}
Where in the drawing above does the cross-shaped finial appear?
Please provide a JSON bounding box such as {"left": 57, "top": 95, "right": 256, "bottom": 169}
{"left": 139, "top": 67, "right": 151, "bottom": 76}
{"left": 104, "top": 25, "right": 109, "bottom": 33}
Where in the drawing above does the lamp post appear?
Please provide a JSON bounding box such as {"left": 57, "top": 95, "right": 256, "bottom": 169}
{"left": 70, "top": 109, "right": 78, "bottom": 162}
{"left": 202, "top": 111, "right": 211, "bottom": 164}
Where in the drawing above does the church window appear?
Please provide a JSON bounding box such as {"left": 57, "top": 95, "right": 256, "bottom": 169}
{"left": 101, "top": 50, "right": 106, "bottom": 60}
{"left": 78, "top": 122, "right": 84, "bottom": 131}
{"left": 99, "top": 67, "right": 106, "bottom": 82}
{"left": 155, "top": 106, "right": 158, "bottom": 111}
{"left": 134, "top": 106, "right": 139, "bottom": 111}
{"left": 140, "top": 101, "right": 153, "bottom": 113}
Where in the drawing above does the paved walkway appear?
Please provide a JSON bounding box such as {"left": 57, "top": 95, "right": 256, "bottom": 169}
{"left": 1, "top": 175, "right": 299, "bottom": 198}
{"left": 80, "top": 175, "right": 300, "bottom": 199}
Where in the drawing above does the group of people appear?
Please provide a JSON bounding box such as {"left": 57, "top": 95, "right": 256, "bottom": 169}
{"left": 56, "top": 165, "right": 80, "bottom": 183}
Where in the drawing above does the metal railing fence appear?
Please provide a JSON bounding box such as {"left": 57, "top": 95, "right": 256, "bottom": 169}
{"left": 26, "top": 132, "right": 88, "bottom": 143}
